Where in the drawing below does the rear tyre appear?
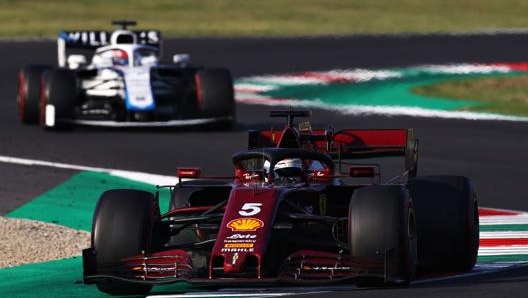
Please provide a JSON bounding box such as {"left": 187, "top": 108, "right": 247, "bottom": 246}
{"left": 91, "top": 189, "right": 158, "bottom": 296}
{"left": 407, "top": 175, "right": 479, "bottom": 272}
{"left": 195, "top": 67, "right": 235, "bottom": 129}
{"left": 42, "top": 68, "right": 77, "bottom": 130}
{"left": 17, "top": 65, "right": 51, "bottom": 124}
{"left": 349, "top": 185, "right": 417, "bottom": 285}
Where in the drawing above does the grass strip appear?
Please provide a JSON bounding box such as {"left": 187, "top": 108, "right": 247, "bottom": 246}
{"left": 412, "top": 73, "right": 528, "bottom": 117}
{"left": 3, "top": 0, "right": 528, "bottom": 38}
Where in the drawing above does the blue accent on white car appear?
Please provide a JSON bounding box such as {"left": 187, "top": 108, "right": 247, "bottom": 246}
{"left": 122, "top": 67, "right": 156, "bottom": 111}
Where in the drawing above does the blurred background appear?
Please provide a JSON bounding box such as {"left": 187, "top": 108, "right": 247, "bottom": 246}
{"left": 3, "top": 0, "right": 528, "bottom": 38}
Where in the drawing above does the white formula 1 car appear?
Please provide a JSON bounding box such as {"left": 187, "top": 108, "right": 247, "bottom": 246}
{"left": 17, "top": 20, "right": 235, "bottom": 129}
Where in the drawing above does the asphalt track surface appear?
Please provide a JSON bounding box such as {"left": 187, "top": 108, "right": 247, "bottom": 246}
{"left": 3, "top": 33, "right": 528, "bottom": 297}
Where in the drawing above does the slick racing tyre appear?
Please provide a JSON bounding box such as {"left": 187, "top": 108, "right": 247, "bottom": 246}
{"left": 348, "top": 185, "right": 417, "bottom": 285}
{"left": 18, "top": 65, "right": 51, "bottom": 124}
{"left": 407, "top": 175, "right": 479, "bottom": 272}
{"left": 91, "top": 189, "right": 159, "bottom": 296}
{"left": 195, "top": 67, "right": 235, "bottom": 128}
{"left": 41, "top": 68, "right": 77, "bottom": 130}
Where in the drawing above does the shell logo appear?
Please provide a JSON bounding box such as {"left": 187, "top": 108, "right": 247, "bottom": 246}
{"left": 227, "top": 218, "right": 264, "bottom": 231}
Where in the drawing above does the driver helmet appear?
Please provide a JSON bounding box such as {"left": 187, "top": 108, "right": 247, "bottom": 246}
{"left": 274, "top": 158, "right": 304, "bottom": 178}
{"left": 112, "top": 49, "right": 129, "bottom": 66}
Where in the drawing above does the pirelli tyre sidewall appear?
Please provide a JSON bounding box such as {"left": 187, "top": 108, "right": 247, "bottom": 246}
{"left": 42, "top": 68, "right": 77, "bottom": 130}
{"left": 18, "top": 65, "right": 51, "bottom": 124}
{"left": 195, "top": 67, "right": 235, "bottom": 121}
{"left": 407, "top": 175, "right": 479, "bottom": 272}
{"left": 91, "top": 189, "right": 159, "bottom": 296}
{"left": 348, "top": 185, "right": 417, "bottom": 285}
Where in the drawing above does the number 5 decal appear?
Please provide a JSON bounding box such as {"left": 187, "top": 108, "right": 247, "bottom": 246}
{"left": 239, "top": 203, "right": 262, "bottom": 216}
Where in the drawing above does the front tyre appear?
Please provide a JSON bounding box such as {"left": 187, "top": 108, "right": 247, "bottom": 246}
{"left": 41, "top": 68, "right": 77, "bottom": 130}
{"left": 348, "top": 185, "right": 417, "bottom": 285}
{"left": 91, "top": 189, "right": 159, "bottom": 296}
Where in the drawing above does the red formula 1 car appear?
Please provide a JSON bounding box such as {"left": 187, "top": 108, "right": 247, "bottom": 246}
{"left": 82, "top": 110, "right": 479, "bottom": 296}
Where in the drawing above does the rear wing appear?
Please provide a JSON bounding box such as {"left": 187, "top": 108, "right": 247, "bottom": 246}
{"left": 248, "top": 128, "right": 418, "bottom": 177}
{"left": 57, "top": 29, "right": 161, "bottom": 67}
{"left": 322, "top": 128, "right": 418, "bottom": 178}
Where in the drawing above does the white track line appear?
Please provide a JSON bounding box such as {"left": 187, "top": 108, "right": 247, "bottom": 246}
{"left": 0, "top": 155, "right": 177, "bottom": 186}
{"left": 147, "top": 293, "right": 310, "bottom": 298}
